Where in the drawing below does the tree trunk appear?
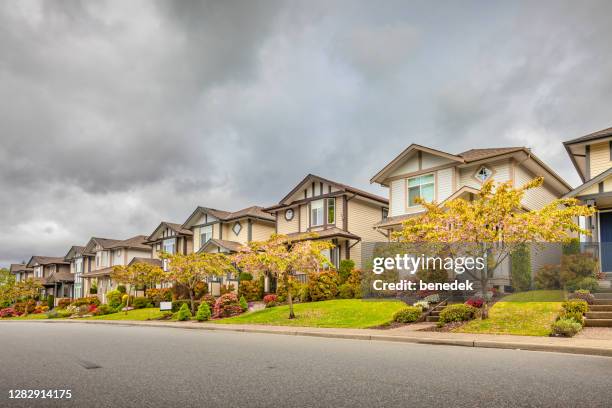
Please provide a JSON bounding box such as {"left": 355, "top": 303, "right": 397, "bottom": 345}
{"left": 189, "top": 289, "right": 195, "bottom": 315}
{"left": 480, "top": 276, "right": 489, "bottom": 319}
{"left": 286, "top": 275, "right": 295, "bottom": 319}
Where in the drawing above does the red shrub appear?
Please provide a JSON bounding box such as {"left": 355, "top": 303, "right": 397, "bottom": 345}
{"left": 88, "top": 304, "right": 98, "bottom": 313}
{"left": 0, "top": 308, "right": 20, "bottom": 318}
{"left": 57, "top": 298, "right": 72, "bottom": 309}
{"left": 213, "top": 293, "right": 244, "bottom": 318}
{"left": 465, "top": 297, "right": 485, "bottom": 308}
{"left": 263, "top": 294, "right": 278, "bottom": 305}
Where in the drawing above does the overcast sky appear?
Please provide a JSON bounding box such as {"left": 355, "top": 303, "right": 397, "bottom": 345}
{"left": 1, "top": 0, "right": 612, "bottom": 267}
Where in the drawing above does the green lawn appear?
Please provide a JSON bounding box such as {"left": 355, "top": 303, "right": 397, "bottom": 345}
{"left": 454, "top": 290, "right": 565, "bottom": 336}
{"left": 7, "top": 313, "right": 49, "bottom": 320}
{"left": 82, "top": 308, "right": 167, "bottom": 321}
{"left": 214, "top": 299, "right": 406, "bottom": 328}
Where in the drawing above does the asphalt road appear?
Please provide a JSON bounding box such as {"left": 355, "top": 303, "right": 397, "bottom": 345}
{"left": 1, "top": 323, "right": 611, "bottom": 408}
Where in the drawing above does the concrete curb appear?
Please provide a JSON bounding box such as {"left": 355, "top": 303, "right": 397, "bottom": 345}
{"left": 4, "top": 319, "right": 612, "bottom": 358}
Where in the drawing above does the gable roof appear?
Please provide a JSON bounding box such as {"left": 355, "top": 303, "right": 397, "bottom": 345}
{"left": 271, "top": 174, "right": 387, "bottom": 209}
{"left": 84, "top": 237, "right": 122, "bottom": 253}
{"left": 198, "top": 239, "right": 245, "bottom": 253}
{"left": 563, "top": 126, "right": 612, "bottom": 146}
{"left": 26, "top": 256, "right": 69, "bottom": 268}
{"left": 146, "top": 221, "right": 193, "bottom": 242}
{"left": 457, "top": 147, "right": 524, "bottom": 162}
{"left": 563, "top": 166, "right": 612, "bottom": 198}
{"left": 128, "top": 257, "right": 162, "bottom": 267}
{"left": 109, "top": 235, "right": 150, "bottom": 250}
{"left": 182, "top": 205, "right": 274, "bottom": 229}
{"left": 64, "top": 245, "right": 87, "bottom": 261}
{"left": 10, "top": 264, "right": 31, "bottom": 274}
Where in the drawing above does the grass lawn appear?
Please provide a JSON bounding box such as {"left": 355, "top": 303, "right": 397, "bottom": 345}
{"left": 82, "top": 308, "right": 167, "bottom": 321}
{"left": 453, "top": 290, "right": 566, "bottom": 337}
{"left": 214, "top": 299, "right": 406, "bottom": 328}
{"left": 7, "top": 313, "right": 49, "bottom": 320}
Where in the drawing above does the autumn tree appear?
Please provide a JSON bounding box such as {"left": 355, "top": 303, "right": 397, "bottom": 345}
{"left": 12, "top": 278, "right": 44, "bottom": 314}
{"left": 393, "top": 177, "right": 594, "bottom": 318}
{"left": 162, "top": 252, "right": 236, "bottom": 314}
{"left": 112, "top": 262, "right": 165, "bottom": 313}
{"left": 0, "top": 268, "right": 15, "bottom": 306}
{"left": 233, "top": 234, "right": 334, "bottom": 319}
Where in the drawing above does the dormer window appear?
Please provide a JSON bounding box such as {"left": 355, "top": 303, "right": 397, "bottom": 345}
{"left": 233, "top": 222, "right": 242, "bottom": 236}
{"left": 475, "top": 166, "right": 493, "bottom": 182}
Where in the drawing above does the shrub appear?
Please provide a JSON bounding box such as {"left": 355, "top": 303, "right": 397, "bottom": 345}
{"left": 347, "top": 269, "right": 363, "bottom": 298}
{"left": 423, "top": 294, "right": 440, "bottom": 303}
{"left": 393, "top": 306, "right": 422, "bottom": 323}
{"left": 177, "top": 303, "right": 192, "bottom": 321}
{"left": 413, "top": 300, "right": 429, "bottom": 310}
{"left": 465, "top": 297, "right": 485, "bottom": 308}
{"left": 560, "top": 253, "right": 598, "bottom": 287}
{"left": 535, "top": 264, "right": 561, "bottom": 289}
{"left": 562, "top": 299, "right": 588, "bottom": 315}
{"left": 117, "top": 285, "right": 127, "bottom": 294}
{"left": 89, "top": 284, "right": 98, "bottom": 295}
{"left": 276, "top": 277, "right": 301, "bottom": 302}
{"left": 106, "top": 290, "right": 123, "bottom": 309}
{"left": 194, "top": 281, "right": 208, "bottom": 298}
{"left": 416, "top": 268, "right": 448, "bottom": 284}
{"left": 569, "top": 290, "right": 595, "bottom": 305}
{"left": 562, "top": 238, "right": 581, "bottom": 255}
{"left": 239, "top": 280, "right": 262, "bottom": 302}
{"left": 510, "top": 243, "right": 531, "bottom": 291}
{"left": 93, "top": 304, "right": 113, "bottom": 316}
{"left": 201, "top": 294, "right": 216, "bottom": 310}
{"left": 87, "top": 304, "right": 98, "bottom": 314}
{"left": 307, "top": 271, "right": 339, "bottom": 301}
{"left": 263, "top": 294, "right": 278, "bottom": 308}
{"left": 132, "top": 297, "right": 153, "bottom": 309}
{"left": 57, "top": 298, "right": 72, "bottom": 309}
{"left": 299, "top": 284, "right": 310, "bottom": 302}
{"left": 558, "top": 310, "right": 584, "bottom": 326}
{"left": 195, "top": 302, "right": 211, "bottom": 321}
{"left": 47, "top": 295, "right": 55, "bottom": 310}
{"left": 13, "top": 301, "right": 35, "bottom": 314}
{"left": 239, "top": 272, "right": 253, "bottom": 281}
{"left": 146, "top": 288, "right": 172, "bottom": 303}
{"left": 338, "top": 259, "right": 355, "bottom": 284}
{"left": 0, "top": 307, "right": 19, "bottom": 318}
{"left": 172, "top": 300, "right": 201, "bottom": 313}
{"left": 438, "top": 304, "right": 477, "bottom": 326}
{"left": 569, "top": 277, "right": 599, "bottom": 292}
{"left": 338, "top": 283, "right": 354, "bottom": 299}
{"left": 33, "top": 305, "right": 49, "bottom": 314}
{"left": 220, "top": 284, "right": 236, "bottom": 296}
{"left": 551, "top": 318, "right": 582, "bottom": 337}
{"left": 213, "top": 293, "right": 244, "bottom": 318}
{"left": 47, "top": 309, "right": 72, "bottom": 319}
{"left": 70, "top": 297, "right": 101, "bottom": 307}
{"left": 239, "top": 295, "right": 248, "bottom": 311}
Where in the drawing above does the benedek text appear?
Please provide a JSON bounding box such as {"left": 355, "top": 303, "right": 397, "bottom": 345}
{"left": 372, "top": 280, "right": 474, "bottom": 291}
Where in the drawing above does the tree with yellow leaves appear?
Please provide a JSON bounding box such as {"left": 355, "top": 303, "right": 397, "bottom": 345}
{"left": 111, "top": 262, "right": 165, "bottom": 313}
{"left": 393, "top": 177, "right": 594, "bottom": 318}
{"left": 233, "top": 234, "right": 334, "bottom": 319}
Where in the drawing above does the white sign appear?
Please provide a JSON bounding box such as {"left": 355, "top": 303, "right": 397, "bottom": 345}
{"left": 160, "top": 301, "right": 172, "bottom": 311}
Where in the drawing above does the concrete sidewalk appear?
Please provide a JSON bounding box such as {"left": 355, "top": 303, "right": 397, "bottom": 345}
{"left": 7, "top": 319, "right": 612, "bottom": 358}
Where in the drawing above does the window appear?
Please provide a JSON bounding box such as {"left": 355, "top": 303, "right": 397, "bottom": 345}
{"left": 75, "top": 258, "right": 83, "bottom": 274}
{"left": 408, "top": 174, "right": 435, "bottom": 206}
{"left": 327, "top": 198, "right": 335, "bottom": 224}
{"left": 311, "top": 199, "right": 324, "bottom": 226}
{"left": 200, "top": 225, "right": 212, "bottom": 246}
{"left": 382, "top": 208, "right": 389, "bottom": 219}
{"left": 475, "top": 166, "right": 493, "bottom": 182}
{"left": 233, "top": 222, "right": 242, "bottom": 236}
{"left": 163, "top": 238, "right": 176, "bottom": 255}
{"left": 285, "top": 208, "right": 294, "bottom": 221}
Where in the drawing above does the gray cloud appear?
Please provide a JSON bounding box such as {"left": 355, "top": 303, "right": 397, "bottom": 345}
{"left": 2, "top": 0, "right": 612, "bottom": 266}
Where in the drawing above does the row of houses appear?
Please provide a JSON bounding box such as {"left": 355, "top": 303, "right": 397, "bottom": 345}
{"left": 9, "top": 126, "right": 612, "bottom": 304}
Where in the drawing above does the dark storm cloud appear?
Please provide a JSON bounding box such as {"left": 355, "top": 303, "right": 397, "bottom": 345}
{"left": 1, "top": 0, "right": 612, "bottom": 266}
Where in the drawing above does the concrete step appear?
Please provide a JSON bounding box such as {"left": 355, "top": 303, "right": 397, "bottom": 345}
{"left": 593, "top": 299, "right": 612, "bottom": 305}
{"left": 589, "top": 305, "right": 612, "bottom": 312}
{"left": 594, "top": 293, "right": 612, "bottom": 299}
{"left": 586, "top": 312, "right": 612, "bottom": 319}
{"left": 430, "top": 311, "right": 441, "bottom": 316}
{"left": 585, "top": 319, "right": 612, "bottom": 327}
{"left": 426, "top": 316, "right": 439, "bottom": 322}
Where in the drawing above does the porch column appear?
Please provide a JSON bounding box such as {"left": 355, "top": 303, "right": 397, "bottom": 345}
{"left": 264, "top": 275, "right": 270, "bottom": 293}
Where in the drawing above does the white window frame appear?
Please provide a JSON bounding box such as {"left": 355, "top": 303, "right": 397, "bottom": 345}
{"left": 200, "top": 225, "right": 212, "bottom": 246}
{"left": 327, "top": 198, "right": 335, "bottom": 224}
{"left": 407, "top": 174, "right": 435, "bottom": 207}
{"left": 311, "top": 199, "right": 324, "bottom": 227}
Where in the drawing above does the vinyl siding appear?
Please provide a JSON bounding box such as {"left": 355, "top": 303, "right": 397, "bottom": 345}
{"left": 459, "top": 160, "right": 511, "bottom": 189}
{"left": 388, "top": 153, "right": 419, "bottom": 177}
{"left": 284, "top": 180, "right": 341, "bottom": 203}
{"left": 389, "top": 179, "right": 404, "bottom": 217}
{"left": 277, "top": 209, "right": 299, "bottom": 234}
{"left": 251, "top": 222, "right": 275, "bottom": 242}
{"left": 335, "top": 196, "right": 344, "bottom": 228}
{"left": 347, "top": 198, "right": 387, "bottom": 269}
{"left": 589, "top": 142, "right": 611, "bottom": 178}
{"left": 300, "top": 204, "right": 308, "bottom": 231}
{"left": 436, "top": 167, "right": 454, "bottom": 203}
{"left": 515, "top": 166, "right": 558, "bottom": 210}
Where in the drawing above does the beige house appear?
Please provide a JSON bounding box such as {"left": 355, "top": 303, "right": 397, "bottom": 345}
{"left": 146, "top": 221, "right": 193, "bottom": 272}
{"left": 25, "top": 256, "right": 72, "bottom": 304}
{"left": 265, "top": 174, "right": 389, "bottom": 270}
{"left": 80, "top": 235, "right": 152, "bottom": 303}
{"left": 64, "top": 245, "right": 95, "bottom": 299}
{"left": 370, "top": 144, "right": 572, "bottom": 289}
{"left": 9, "top": 263, "right": 33, "bottom": 282}
{"left": 563, "top": 126, "right": 612, "bottom": 274}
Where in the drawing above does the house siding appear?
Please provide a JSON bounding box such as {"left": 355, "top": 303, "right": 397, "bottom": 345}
{"left": 589, "top": 141, "right": 611, "bottom": 179}
{"left": 515, "top": 166, "right": 557, "bottom": 210}
{"left": 436, "top": 167, "right": 454, "bottom": 202}
{"left": 390, "top": 179, "right": 404, "bottom": 217}
{"left": 251, "top": 222, "right": 275, "bottom": 242}
{"left": 277, "top": 210, "right": 299, "bottom": 234}
{"left": 347, "top": 198, "right": 387, "bottom": 269}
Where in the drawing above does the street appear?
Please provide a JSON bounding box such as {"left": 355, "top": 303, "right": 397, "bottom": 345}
{"left": 1, "top": 322, "right": 611, "bottom": 407}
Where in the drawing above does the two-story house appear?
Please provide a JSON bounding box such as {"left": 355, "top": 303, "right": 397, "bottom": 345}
{"left": 264, "top": 174, "right": 389, "bottom": 272}
{"left": 9, "top": 263, "right": 32, "bottom": 282}
{"left": 25, "top": 256, "right": 72, "bottom": 304}
{"left": 370, "top": 144, "right": 572, "bottom": 290}
{"left": 181, "top": 206, "right": 276, "bottom": 294}
{"left": 146, "top": 222, "right": 192, "bottom": 272}
{"left": 80, "top": 235, "right": 152, "bottom": 303}
{"left": 64, "top": 245, "right": 95, "bottom": 299}
{"left": 563, "top": 126, "right": 612, "bottom": 274}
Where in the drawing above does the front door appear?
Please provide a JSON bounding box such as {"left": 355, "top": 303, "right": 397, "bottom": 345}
{"left": 599, "top": 212, "right": 612, "bottom": 272}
